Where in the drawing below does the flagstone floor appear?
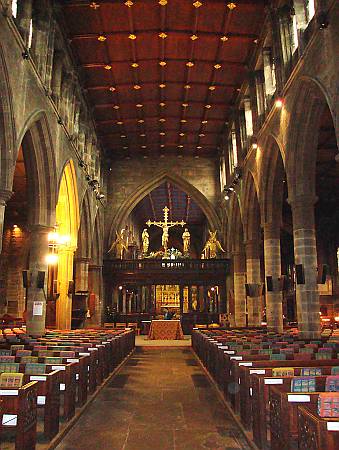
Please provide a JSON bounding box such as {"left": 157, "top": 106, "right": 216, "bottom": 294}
{"left": 56, "top": 347, "right": 252, "bottom": 450}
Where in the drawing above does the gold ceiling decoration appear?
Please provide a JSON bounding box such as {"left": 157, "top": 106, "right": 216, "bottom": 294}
{"left": 134, "top": 84, "right": 141, "bottom": 89}
{"left": 178, "top": 145, "right": 184, "bottom": 148}
{"left": 89, "top": 2, "right": 100, "bottom": 9}
{"left": 179, "top": 132, "right": 185, "bottom": 136}
{"left": 159, "top": 61, "right": 167, "bottom": 66}
{"left": 160, "top": 132, "right": 166, "bottom": 135}
{"left": 186, "top": 61, "right": 194, "bottom": 67}
{"left": 227, "top": 2, "right": 237, "bottom": 10}
{"left": 193, "top": 1, "right": 202, "bottom": 8}
{"left": 104, "top": 64, "right": 112, "bottom": 70}
{"left": 158, "top": 32, "right": 168, "bottom": 39}
{"left": 131, "top": 62, "right": 139, "bottom": 68}
{"left": 202, "top": 120, "right": 208, "bottom": 123}
{"left": 136, "top": 104, "right": 143, "bottom": 108}
{"left": 97, "top": 35, "right": 106, "bottom": 42}
{"left": 182, "top": 103, "right": 189, "bottom": 107}
{"left": 121, "top": 135, "right": 127, "bottom": 138}
{"left": 181, "top": 119, "right": 187, "bottom": 123}
{"left": 160, "top": 144, "right": 165, "bottom": 147}
{"left": 159, "top": 118, "right": 166, "bottom": 122}
{"left": 138, "top": 119, "right": 145, "bottom": 123}
{"left": 197, "top": 145, "right": 202, "bottom": 149}
{"left": 160, "top": 102, "right": 166, "bottom": 107}
{"left": 159, "top": 0, "right": 168, "bottom": 5}
{"left": 190, "top": 34, "right": 198, "bottom": 41}
{"left": 129, "top": 34, "right": 137, "bottom": 40}
{"left": 117, "top": 121, "right": 123, "bottom": 125}
{"left": 184, "top": 84, "right": 191, "bottom": 89}
{"left": 125, "top": 0, "right": 133, "bottom": 6}
{"left": 199, "top": 133, "right": 205, "bottom": 137}
{"left": 159, "top": 83, "right": 166, "bottom": 88}
{"left": 209, "top": 86, "right": 216, "bottom": 91}
{"left": 141, "top": 145, "right": 147, "bottom": 149}
{"left": 205, "top": 104, "right": 211, "bottom": 109}
{"left": 113, "top": 105, "right": 120, "bottom": 109}
{"left": 214, "top": 63, "right": 222, "bottom": 69}
{"left": 220, "top": 35, "right": 229, "bottom": 42}
{"left": 109, "top": 86, "right": 116, "bottom": 91}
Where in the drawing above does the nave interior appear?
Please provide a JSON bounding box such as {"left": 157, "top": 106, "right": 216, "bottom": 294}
{"left": 0, "top": 0, "right": 338, "bottom": 449}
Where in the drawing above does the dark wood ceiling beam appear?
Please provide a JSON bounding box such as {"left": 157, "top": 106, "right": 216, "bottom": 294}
{"left": 106, "top": 142, "right": 217, "bottom": 149}
{"left": 94, "top": 99, "right": 232, "bottom": 109}
{"left": 81, "top": 59, "right": 246, "bottom": 68}
{"left": 86, "top": 81, "right": 237, "bottom": 91}
{"left": 97, "top": 116, "right": 227, "bottom": 125}
{"left": 63, "top": 0, "right": 267, "bottom": 6}
{"left": 99, "top": 129, "right": 219, "bottom": 137}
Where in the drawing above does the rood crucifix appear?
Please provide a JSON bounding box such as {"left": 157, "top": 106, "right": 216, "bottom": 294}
{"left": 146, "top": 206, "right": 186, "bottom": 255}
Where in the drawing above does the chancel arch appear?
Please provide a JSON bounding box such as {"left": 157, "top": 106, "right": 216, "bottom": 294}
{"left": 107, "top": 170, "right": 221, "bottom": 250}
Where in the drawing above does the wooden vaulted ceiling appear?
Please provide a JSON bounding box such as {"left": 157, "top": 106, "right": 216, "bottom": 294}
{"left": 60, "top": 0, "right": 267, "bottom": 159}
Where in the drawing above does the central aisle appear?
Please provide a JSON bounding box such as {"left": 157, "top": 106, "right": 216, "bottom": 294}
{"left": 57, "top": 348, "right": 251, "bottom": 450}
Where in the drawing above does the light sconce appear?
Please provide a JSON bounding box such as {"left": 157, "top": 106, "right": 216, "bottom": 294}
{"left": 275, "top": 98, "right": 284, "bottom": 108}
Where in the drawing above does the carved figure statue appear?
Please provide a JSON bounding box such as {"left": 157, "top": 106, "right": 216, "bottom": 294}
{"left": 142, "top": 228, "right": 149, "bottom": 254}
{"left": 182, "top": 228, "right": 191, "bottom": 254}
{"left": 202, "top": 230, "right": 225, "bottom": 259}
{"left": 107, "top": 231, "right": 128, "bottom": 259}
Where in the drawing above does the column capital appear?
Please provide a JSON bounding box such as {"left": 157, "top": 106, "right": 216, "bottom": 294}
{"left": 74, "top": 256, "right": 91, "bottom": 264}
{"left": 0, "top": 189, "right": 13, "bottom": 204}
{"left": 287, "top": 194, "right": 318, "bottom": 208}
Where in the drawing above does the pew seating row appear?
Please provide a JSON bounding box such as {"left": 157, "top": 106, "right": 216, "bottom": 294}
{"left": 192, "top": 328, "right": 339, "bottom": 450}
{"left": 0, "top": 327, "right": 135, "bottom": 449}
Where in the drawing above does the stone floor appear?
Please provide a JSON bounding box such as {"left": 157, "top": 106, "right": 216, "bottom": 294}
{"left": 56, "top": 348, "right": 251, "bottom": 450}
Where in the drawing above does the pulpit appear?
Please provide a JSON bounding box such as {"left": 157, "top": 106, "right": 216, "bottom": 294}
{"left": 148, "top": 320, "right": 184, "bottom": 340}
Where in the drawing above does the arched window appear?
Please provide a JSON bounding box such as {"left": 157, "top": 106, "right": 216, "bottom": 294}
{"left": 28, "top": 18, "right": 33, "bottom": 48}
{"left": 11, "top": 0, "right": 18, "bottom": 18}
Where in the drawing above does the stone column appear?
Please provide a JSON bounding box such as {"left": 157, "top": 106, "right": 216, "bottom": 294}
{"left": 245, "top": 240, "right": 262, "bottom": 326}
{"left": 290, "top": 195, "right": 320, "bottom": 338}
{"left": 0, "top": 190, "right": 12, "bottom": 254}
{"left": 26, "top": 225, "right": 52, "bottom": 337}
{"left": 219, "top": 283, "right": 227, "bottom": 314}
{"left": 56, "top": 245, "right": 76, "bottom": 330}
{"left": 74, "top": 257, "right": 90, "bottom": 292}
{"left": 233, "top": 251, "right": 247, "bottom": 327}
{"left": 88, "top": 265, "right": 103, "bottom": 325}
{"left": 263, "top": 223, "right": 283, "bottom": 332}
{"left": 112, "top": 285, "right": 119, "bottom": 310}
{"left": 179, "top": 285, "right": 184, "bottom": 314}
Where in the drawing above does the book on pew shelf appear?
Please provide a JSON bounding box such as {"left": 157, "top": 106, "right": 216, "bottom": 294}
{"left": 317, "top": 393, "right": 339, "bottom": 418}
{"left": 0, "top": 372, "right": 24, "bottom": 388}
{"left": 291, "top": 376, "right": 316, "bottom": 393}
{"left": 300, "top": 367, "right": 322, "bottom": 376}
{"left": 325, "top": 375, "right": 339, "bottom": 392}
{"left": 272, "top": 367, "right": 294, "bottom": 377}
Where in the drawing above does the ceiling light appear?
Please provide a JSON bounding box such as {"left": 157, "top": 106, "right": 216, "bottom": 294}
{"left": 159, "top": 83, "right": 166, "bottom": 88}
{"left": 129, "top": 34, "right": 137, "bottom": 40}
{"left": 220, "top": 35, "right": 229, "bottom": 42}
{"left": 199, "top": 133, "right": 205, "bottom": 137}
{"left": 190, "top": 35, "right": 198, "bottom": 41}
{"left": 89, "top": 2, "right": 100, "bottom": 9}
{"left": 160, "top": 132, "right": 165, "bottom": 136}
{"left": 186, "top": 61, "right": 194, "bottom": 67}
{"left": 109, "top": 86, "right": 116, "bottom": 92}
{"left": 254, "top": 38, "right": 258, "bottom": 44}
{"left": 209, "top": 86, "right": 216, "bottom": 91}
{"left": 202, "top": 120, "right": 208, "bottom": 124}
{"left": 134, "top": 85, "right": 141, "bottom": 89}
{"left": 121, "top": 135, "right": 127, "bottom": 138}
{"left": 123, "top": 146, "right": 128, "bottom": 149}
{"left": 159, "top": 0, "right": 168, "bottom": 5}
{"left": 181, "top": 119, "right": 187, "bottom": 123}
{"left": 214, "top": 63, "right": 222, "bottom": 69}
{"left": 125, "top": 0, "right": 133, "bottom": 6}
{"left": 178, "top": 145, "right": 183, "bottom": 148}
{"left": 97, "top": 35, "right": 107, "bottom": 42}
{"left": 205, "top": 104, "right": 211, "bottom": 108}
{"left": 179, "top": 133, "right": 185, "bottom": 136}
{"left": 159, "top": 118, "right": 166, "bottom": 122}
{"left": 160, "top": 102, "right": 166, "bottom": 107}
{"left": 140, "top": 133, "right": 146, "bottom": 137}
{"left": 142, "top": 145, "right": 147, "bottom": 149}
{"left": 184, "top": 84, "right": 191, "bottom": 89}
{"left": 113, "top": 105, "right": 120, "bottom": 109}
{"left": 159, "top": 32, "right": 168, "bottom": 39}
{"left": 197, "top": 146, "right": 202, "bottom": 149}
{"left": 138, "top": 119, "right": 144, "bottom": 123}
{"left": 182, "top": 103, "right": 189, "bottom": 107}
{"left": 193, "top": 1, "right": 202, "bottom": 7}
{"left": 160, "top": 154, "right": 165, "bottom": 158}
{"left": 104, "top": 65, "right": 112, "bottom": 70}
{"left": 160, "top": 144, "right": 165, "bottom": 147}
{"left": 117, "top": 121, "right": 123, "bottom": 125}
{"left": 159, "top": 61, "right": 167, "bottom": 66}
{"left": 227, "top": 2, "right": 237, "bottom": 10}
{"left": 136, "top": 104, "right": 143, "bottom": 108}
{"left": 275, "top": 98, "right": 284, "bottom": 108}
{"left": 131, "top": 62, "right": 139, "bottom": 68}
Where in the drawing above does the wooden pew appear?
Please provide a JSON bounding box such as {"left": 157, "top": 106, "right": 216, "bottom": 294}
{"left": 297, "top": 402, "right": 339, "bottom": 450}
{"left": 0, "top": 376, "right": 38, "bottom": 450}
{"left": 269, "top": 377, "right": 338, "bottom": 450}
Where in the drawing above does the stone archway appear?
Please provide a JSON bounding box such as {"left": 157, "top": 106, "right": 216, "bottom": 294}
{"left": 108, "top": 170, "right": 221, "bottom": 249}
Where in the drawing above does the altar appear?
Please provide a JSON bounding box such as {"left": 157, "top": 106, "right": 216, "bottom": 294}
{"left": 148, "top": 320, "right": 184, "bottom": 340}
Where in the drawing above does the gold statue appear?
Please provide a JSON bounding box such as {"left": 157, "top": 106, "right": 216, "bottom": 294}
{"left": 107, "top": 230, "right": 128, "bottom": 259}
{"left": 146, "top": 206, "right": 185, "bottom": 255}
{"left": 141, "top": 228, "right": 149, "bottom": 254}
{"left": 182, "top": 228, "right": 191, "bottom": 254}
{"left": 202, "top": 230, "right": 225, "bottom": 259}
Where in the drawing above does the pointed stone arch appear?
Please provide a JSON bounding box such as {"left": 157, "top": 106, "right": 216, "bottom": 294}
{"left": 19, "top": 111, "right": 57, "bottom": 227}
{"left": 259, "top": 134, "right": 286, "bottom": 227}
{"left": 0, "top": 43, "right": 16, "bottom": 191}
{"left": 242, "top": 169, "right": 261, "bottom": 243}
{"left": 108, "top": 169, "right": 221, "bottom": 247}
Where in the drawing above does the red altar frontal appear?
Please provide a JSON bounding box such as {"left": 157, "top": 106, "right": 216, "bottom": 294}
{"left": 148, "top": 320, "right": 184, "bottom": 340}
